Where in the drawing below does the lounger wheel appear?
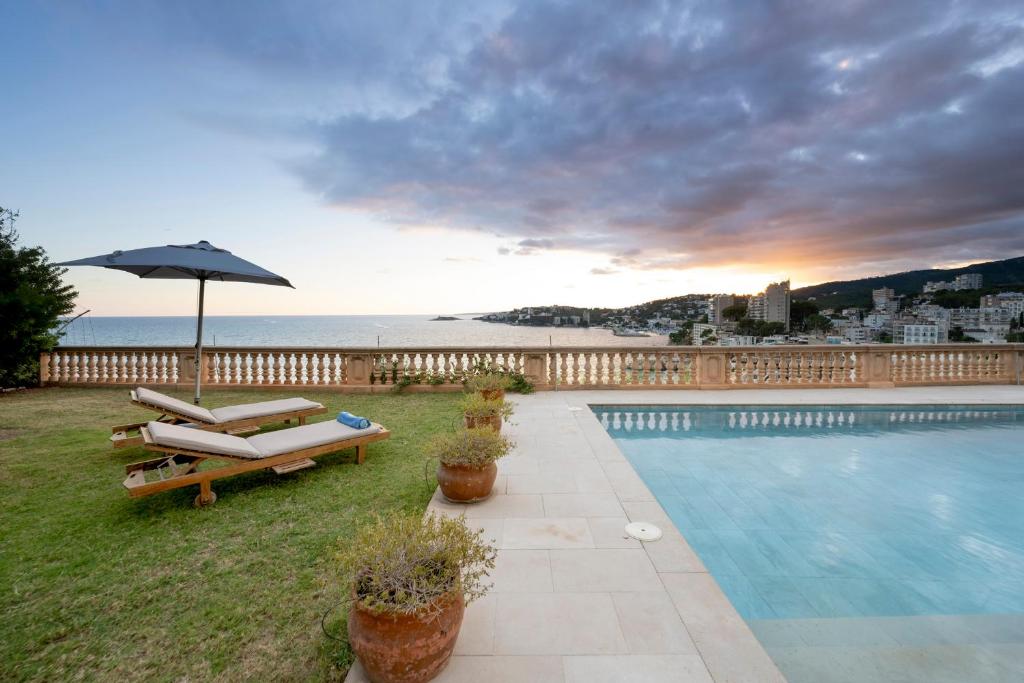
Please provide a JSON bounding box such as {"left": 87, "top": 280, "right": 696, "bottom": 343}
{"left": 194, "top": 491, "right": 217, "bottom": 507}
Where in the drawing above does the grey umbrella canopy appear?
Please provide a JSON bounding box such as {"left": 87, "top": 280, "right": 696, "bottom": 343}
{"left": 59, "top": 241, "right": 293, "bottom": 404}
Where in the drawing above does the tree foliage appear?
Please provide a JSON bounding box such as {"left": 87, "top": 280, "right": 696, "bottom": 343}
{"left": 735, "top": 318, "right": 786, "bottom": 337}
{"left": 721, "top": 303, "right": 747, "bottom": 321}
{"left": 789, "top": 300, "right": 819, "bottom": 329}
{"left": 805, "top": 314, "right": 834, "bottom": 332}
{"left": 0, "top": 208, "right": 77, "bottom": 387}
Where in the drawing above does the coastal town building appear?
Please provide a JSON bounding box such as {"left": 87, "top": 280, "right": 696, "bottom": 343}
{"left": 872, "top": 287, "right": 899, "bottom": 313}
{"left": 747, "top": 280, "right": 791, "bottom": 331}
{"left": 924, "top": 272, "right": 983, "bottom": 293}
{"left": 894, "top": 321, "right": 948, "bottom": 344}
{"left": 691, "top": 323, "right": 718, "bottom": 346}
{"left": 707, "top": 294, "right": 735, "bottom": 324}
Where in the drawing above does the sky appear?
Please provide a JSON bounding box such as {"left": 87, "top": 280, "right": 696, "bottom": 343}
{"left": 2, "top": 0, "right": 1023, "bottom": 316}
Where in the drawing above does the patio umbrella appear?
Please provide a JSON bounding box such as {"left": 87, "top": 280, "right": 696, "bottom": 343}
{"left": 58, "top": 240, "right": 293, "bottom": 404}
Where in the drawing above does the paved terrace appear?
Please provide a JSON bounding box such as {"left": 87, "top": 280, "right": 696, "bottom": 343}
{"left": 349, "top": 385, "right": 1024, "bottom": 683}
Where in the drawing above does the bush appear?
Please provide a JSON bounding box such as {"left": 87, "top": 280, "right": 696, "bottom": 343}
{"left": 465, "top": 359, "right": 534, "bottom": 394}
{"left": 459, "top": 393, "right": 514, "bottom": 421}
{"left": 464, "top": 373, "right": 510, "bottom": 393}
{"left": 505, "top": 371, "right": 534, "bottom": 394}
{"left": 339, "top": 513, "right": 496, "bottom": 617}
{"left": 426, "top": 427, "right": 513, "bottom": 467}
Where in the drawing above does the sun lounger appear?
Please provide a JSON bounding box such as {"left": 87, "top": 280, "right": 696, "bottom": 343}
{"left": 124, "top": 419, "right": 390, "bottom": 506}
{"left": 110, "top": 387, "right": 327, "bottom": 448}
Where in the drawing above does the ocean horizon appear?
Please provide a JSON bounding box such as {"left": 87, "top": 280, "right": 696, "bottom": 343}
{"left": 58, "top": 314, "right": 668, "bottom": 348}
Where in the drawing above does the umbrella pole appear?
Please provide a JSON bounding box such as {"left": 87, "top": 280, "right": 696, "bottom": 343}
{"left": 194, "top": 277, "right": 206, "bottom": 405}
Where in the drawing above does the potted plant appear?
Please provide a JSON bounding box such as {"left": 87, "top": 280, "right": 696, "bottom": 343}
{"left": 342, "top": 513, "right": 496, "bottom": 683}
{"left": 459, "top": 393, "right": 513, "bottom": 433}
{"left": 464, "top": 373, "right": 511, "bottom": 400}
{"left": 428, "top": 428, "right": 512, "bottom": 502}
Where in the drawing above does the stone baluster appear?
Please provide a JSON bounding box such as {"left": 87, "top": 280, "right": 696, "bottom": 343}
{"left": 284, "top": 353, "right": 295, "bottom": 385}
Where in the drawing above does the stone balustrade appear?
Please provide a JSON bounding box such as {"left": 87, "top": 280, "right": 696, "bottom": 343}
{"left": 39, "top": 344, "right": 1023, "bottom": 391}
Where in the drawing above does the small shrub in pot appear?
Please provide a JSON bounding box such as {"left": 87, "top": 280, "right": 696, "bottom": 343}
{"left": 459, "top": 393, "right": 513, "bottom": 432}
{"left": 464, "top": 373, "right": 511, "bottom": 400}
{"left": 341, "top": 513, "right": 496, "bottom": 683}
{"left": 428, "top": 427, "right": 513, "bottom": 502}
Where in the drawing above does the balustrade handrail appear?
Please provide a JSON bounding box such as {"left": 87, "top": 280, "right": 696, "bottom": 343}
{"left": 40, "top": 343, "right": 1024, "bottom": 390}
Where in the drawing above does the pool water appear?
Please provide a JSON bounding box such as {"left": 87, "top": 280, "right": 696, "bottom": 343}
{"left": 597, "top": 405, "right": 1024, "bottom": 682}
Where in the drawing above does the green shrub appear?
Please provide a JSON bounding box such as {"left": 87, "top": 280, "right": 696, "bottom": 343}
{"left": 459, "top": 393, "right": 514, "bottom": 421}
{"left": 426, "top": 427, "right": 512, "bottom": 467}
{"left": 506, "top": 371, "right": 534, "bottom": 394}
{"left": 339, "top": 513, "right": 496, "bottom": 617}
{"left": 464, "top": 373, "right": 511, "bottom": 393}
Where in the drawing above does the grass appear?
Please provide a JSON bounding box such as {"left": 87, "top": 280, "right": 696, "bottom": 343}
{"left": 0, "top": 386, "right": 463, "bottom": 682}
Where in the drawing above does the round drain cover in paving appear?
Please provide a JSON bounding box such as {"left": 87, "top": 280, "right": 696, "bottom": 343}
{"left": 624, "top": 521, "right": 662, "bottom": 541}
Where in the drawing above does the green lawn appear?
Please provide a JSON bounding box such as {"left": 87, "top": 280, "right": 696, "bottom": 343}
{"left": 0, "top": 387, "right": 461, "bottom": 682}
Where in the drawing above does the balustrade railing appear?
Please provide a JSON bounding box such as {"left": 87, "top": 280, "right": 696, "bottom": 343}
{"left": 39, "top": 344, "right": 1022, "bottom": 391}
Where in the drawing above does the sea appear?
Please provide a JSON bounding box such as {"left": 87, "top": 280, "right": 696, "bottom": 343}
{"left": 58, "top": 315, "right": 668, "bottom": 348}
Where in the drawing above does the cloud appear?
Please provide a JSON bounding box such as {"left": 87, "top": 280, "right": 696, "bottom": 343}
{"left": 590, "top": 267, "right": 619, "bottom": 275}
{"left": 95, "top": 1, "right": 1024, "bottom": 274}
{"left": 443, "top": 256, "right": 481, "bottom": 263}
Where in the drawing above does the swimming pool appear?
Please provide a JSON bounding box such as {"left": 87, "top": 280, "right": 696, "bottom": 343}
{"left": 597, "top": 405, "right": 1024, "bottom": 682}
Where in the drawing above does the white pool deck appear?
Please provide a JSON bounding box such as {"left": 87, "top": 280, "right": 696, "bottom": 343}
{"left": 347, "top": 385, "right": 1024, "bottom": 683}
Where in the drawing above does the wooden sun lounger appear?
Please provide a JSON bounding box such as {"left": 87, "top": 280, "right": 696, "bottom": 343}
{"left": 111, "top": 389, "right": 327, "bottom": 448}
{"left": 125, "top": 421, "right": 390, "bottom": 506}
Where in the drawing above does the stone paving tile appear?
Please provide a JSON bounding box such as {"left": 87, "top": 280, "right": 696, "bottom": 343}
{"left": 454, "top": 594, "right": 495, "bottom": 655}
{"left": 348, "top": 656, "right": 565, "bottom": 683}
{"left": 493, "top": 593, "right": 629, "bottom": 655}
{"left": 506, "top": 473, "right": 579, "bottom": 495}
{"left": 611, "top": 592, "right": 699, "bottom": 655}
{"left": 586, "top": 517, "right": 642, "bottom": 549}
{"left": 542, "top": 493, "right": 625, "bottom": 517}
{"left": 490, "top": 549, "right": 553, "bottom": 593}
{"left": 563, "top": 654, "right": 713, "bottom": 683}
{"left": 498, "top": 455, "right": 541, "bottom": 475}
{"left": 466, "top": 517, "right": 504, "bottom": 549}
{"left": 549, "top": 548, "right": 662, "bottom": 592}
{"left": 502, "top": 517, "right": 595, "bottom": 549}
{"left": 463, "top": 494, "right": 545, "bottom": 518}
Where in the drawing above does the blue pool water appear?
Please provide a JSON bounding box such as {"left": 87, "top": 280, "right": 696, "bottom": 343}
{"left": 597, "top": 405, "right": 1024, "bottom": 621}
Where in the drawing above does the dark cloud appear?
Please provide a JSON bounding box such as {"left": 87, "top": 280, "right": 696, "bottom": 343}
{"left": 103, "top": 0, "right": 1024, "bottom": 273}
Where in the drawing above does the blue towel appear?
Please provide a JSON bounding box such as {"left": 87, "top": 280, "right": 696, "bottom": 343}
{"left": 337, "top": 411, "right": 371, "bottom": 430}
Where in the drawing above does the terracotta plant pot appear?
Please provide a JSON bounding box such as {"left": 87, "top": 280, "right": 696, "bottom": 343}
{"left": 436, "top": 461, "right": 498, "bottom": 503}
{"left": 464, "top": 413, "right": 501, "bottom": 432}
{"left": 479, "top": 388, "right": 505, "bottom": 401}
{"left": 348, "top": 590, "right": 465, "bottom": 683}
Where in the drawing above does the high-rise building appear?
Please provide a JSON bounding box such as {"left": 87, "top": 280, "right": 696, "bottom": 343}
{"left": 953, "top": 273, "right": 982, "bottom": 290}
{"left": 872, "top": 287, "right": 898, "bottom": 312}
{"left": 748, "top": 280, "right": 791, "bottom": 330}
{"left": 763, "top": 280, "right": 791, "bottom": 329}
{"left": 707, "top": 294, "right": 735, "bottom": 324}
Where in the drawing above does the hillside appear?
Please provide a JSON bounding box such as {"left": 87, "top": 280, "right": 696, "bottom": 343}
{"left": 792, "top": 256, "right": 1024, "bottom": 309}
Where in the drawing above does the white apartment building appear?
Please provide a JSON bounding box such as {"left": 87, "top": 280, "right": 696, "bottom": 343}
{"left": 953, "top": 273, "right": 983, "bottom": 290}
{"left": 863, "top": 312, "right": 893, "bottom": 331}
{"left": 923, "top": 281, "right": 951, "bottom": 293}
{"left": 894, "top": 322, "right": 948, "bottom": 344}
{"left": 923, "top": 273, "right": 983, "bottom": 294}
{"left": 691, "top": 323, "right": 718, "bottom": 346}
{"left": 964, "top": 326, "right": 1010, "bottom": 343}
{"left": 843, "top": 325, "right": 871, "bottom": 344}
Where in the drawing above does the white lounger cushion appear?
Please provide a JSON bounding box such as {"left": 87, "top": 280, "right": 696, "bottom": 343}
{"left": 136, "top": 387, "right": 217, "bottom": 423}
{"left": 209, "top": 397, "right": 323, "bottom": 423}
{"left": 147, "top": 421, "right": 262, "bottom": 459}
{"left": 247, "top": 419, "right": 382, "bottom": 457}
